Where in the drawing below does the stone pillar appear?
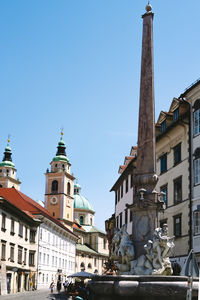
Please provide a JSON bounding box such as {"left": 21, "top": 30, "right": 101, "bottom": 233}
{"left": 129, "top": 5, "right": 162, "bottom": 259}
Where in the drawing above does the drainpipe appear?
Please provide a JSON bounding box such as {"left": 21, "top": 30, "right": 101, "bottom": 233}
{"left": 188, "top": 100, "right": 193, "bottom": 252}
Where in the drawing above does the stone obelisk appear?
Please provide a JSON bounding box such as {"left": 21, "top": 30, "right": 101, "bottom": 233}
{"left": 130, "top": 4, "right": 162, "bottom": 258}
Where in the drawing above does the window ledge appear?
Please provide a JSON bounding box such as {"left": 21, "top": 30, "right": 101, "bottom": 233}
{"left": 10, "top": 232, "right": 15, "bottom": 236}
{"left": 1, "top": 228, "right": 6, "bottom": 232}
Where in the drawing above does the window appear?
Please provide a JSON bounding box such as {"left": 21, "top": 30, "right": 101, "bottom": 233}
{"left": 125, "top": 209, "right": 128, "bottom": 224}
{"left": 51, "top": 180, "right": 58, "bottom": 193}
{"left": 24, "top": 248, "right": 27, "bottom": 265}
{"left": 116, "top": 216, "right": 119, "bottom": 228}
{"left": 47, "top": 254, "right": 49, "bottom": 265}
{"left": 160, "top": 154, "right": 167, "bottom": 174}
{"left": 1, "top": 213, "right": 6, "bottom": 232}
{"left": 194, "top": 158, "right": 200, "bottom": 185}
{"left": 121, "top": 184, "right": 123, "bottom": 198}
{"left": 115, "top": 192, "right": 117, "bottom": 205}
{"left": 94, "top": 258, "right": 97, "bottom": 267}
{"left": 19, "top": 223, "right": 23, "bottom": 237}
{"left": 194, "top": 211, "right": 200, "bottom": 235}
{"left": 160, "top": 184, "right": 168, "bottom": 207}
{"left": 18, "top": 246, "right": 23, "bottom": 264}
{"left": 25, "top": 227, "right": 28, "bottom": 241}
{"left": 80, "top": 262, "right": 85, "bottom": 270}
{"left": 88, "top": 263, "right": 92, "bottom": 269}
{"left": 1, "top": 240, "right": 6, "bottom": 260}
{"left": 30, "top": 230, "right": 36, "bottom": 243}
{"left": 126, "top": 178, "right": 128, "bottom": 193}
{"left": 29, "top": 251, "right": 35, "bottom": 266}
{"left": 174, "top": 143, "right": 181, "bottom": 165}
{"left": 194, "top": 109, "right": 200, "bottom": 136}
{"left": 161, "top": 120, "right": 166, "bottom": 133}
{"left": 118, "top": 189, "right": 120, "bottom": 202}
{"left": 10, "top": 244, "right": 15, "bottom": 262}
{"left": 10, "top": 219, "right": 15, "bottom": 235}
{"left": 173, "top": 108, "right": 179, "bottom": 121}
{"left": 67, "top": 182, "right": 71, "bottom": 195}
{"left": 131, "top": 174, "right": 133, "bottom": 188}
{"left": 80, "top": 216, "right": 84, "bottom": 225}
{"left": 174, "top": 176, "right": 182, "bottom": 204}
{"left": 129, "top": 210, "right": 133, "bottom": 222}
{"left": 173, "top": 214, "right": 182, "bottom": 237}
{"left": 119, "top": 212, "right": 122, "bottom": 228}
{"left": 103, "top": 238, "right": 106, "bottom": 250}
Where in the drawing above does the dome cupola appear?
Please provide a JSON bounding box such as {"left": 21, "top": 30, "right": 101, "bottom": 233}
{"left": 0, "top": 138, "right": 15, "bottom": 168}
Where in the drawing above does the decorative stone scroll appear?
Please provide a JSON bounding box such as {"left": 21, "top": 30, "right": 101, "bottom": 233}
{"left": 111, "top": 224, "right": 174, "bottom": 275}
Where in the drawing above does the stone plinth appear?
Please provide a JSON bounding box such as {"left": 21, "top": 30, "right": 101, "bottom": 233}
{"left": 88, "top": 275, "right": 199, "bottom": 300}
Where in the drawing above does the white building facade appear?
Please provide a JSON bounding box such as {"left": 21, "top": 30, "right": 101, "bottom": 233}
{"left": 37, "top": 217, "right": 76, "bottom": 289}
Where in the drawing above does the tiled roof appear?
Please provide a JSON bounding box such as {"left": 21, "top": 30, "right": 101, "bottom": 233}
{"left": 0, "top": 188, "right": 77, "bottom": 238}
{"left": 82, "top": 225, "right": 105, "bottom": 235}
{"left": 76, "top": 243, "right": 98, "bottom": 255}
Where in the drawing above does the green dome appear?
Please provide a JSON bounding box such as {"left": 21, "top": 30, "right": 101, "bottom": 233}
{"left": 0, "top": 161, "right": 15, "bottom": 168}
{"left": 52, "top": 155, "right": 69, "bottom": 162}
{"left": 74, "top": 194, "right": 95, "bottom": 212}
{"left": 52, "top": 136, "right": 69, "bottom": 163}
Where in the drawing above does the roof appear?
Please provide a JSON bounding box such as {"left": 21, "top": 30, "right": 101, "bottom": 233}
{"left": 0, "top": 188, "right": 77, "bottom": 239}
{"left": 82, "top": 225, "right": 105, "bottom": 235}
{"left": 76, "top": 243, "right": 99, "bottom": 255}
{"left": 73, "top": 220, "right": 85, "bottom": 232}
{"left": 74, "top": 194, "right": 95, "bottom": 212}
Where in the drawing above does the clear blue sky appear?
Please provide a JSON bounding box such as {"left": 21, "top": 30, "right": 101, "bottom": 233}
{"left": 0, "top": 1, "right": 199, "bottom": 230}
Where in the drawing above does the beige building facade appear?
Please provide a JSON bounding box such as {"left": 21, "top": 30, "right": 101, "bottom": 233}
{"left": 0, "top": 196, "right": 40, "bottom": 295}
{"left": 155, "top": 98, "right": 190, "bottom": 266}
{"left": 180, "top": 79, "right": 200, "bottom": 263}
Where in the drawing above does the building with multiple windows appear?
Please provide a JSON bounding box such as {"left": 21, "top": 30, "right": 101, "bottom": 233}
{"left": 44, "top": 136, "right": 108, "bottom": 276}
{"left": 73, "top": 183, "right": 109, "bottom": 275}
{"left": 0, "top": 140, "right": 78, "bottom": 294}
{"left": 180, "top": 79, "right": 200, "bottom": 263}
{"left": 155, "top": 97, "right": 190, "bottom": 265}
{"left": 0, "top": 195, "right": 40, "bottom": 295}
{"left": 109, "top": 79, "right": 200, "bottom": 269}
{"left": 110, "top": 147, "right": 136, "bottom": 236}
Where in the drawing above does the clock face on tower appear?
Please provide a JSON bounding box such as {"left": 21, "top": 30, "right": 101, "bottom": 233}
{"left": 50, "top": 197, "right": 58, "bottom": 205}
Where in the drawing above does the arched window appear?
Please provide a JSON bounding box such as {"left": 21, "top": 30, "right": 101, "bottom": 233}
{"left": 67, "top": 182, "right": 71, "bottom": 195}
{"left": 80, "top": 216, "right": 84, "bottom": 225}
{"left": 80, "top": 262, "right": 85, "bottom": 271}
{"left": 52, "top": 180, "right": 58, "bottom": 193}
{"left": 88, "top": 263, "right": 92, "bottom": 269}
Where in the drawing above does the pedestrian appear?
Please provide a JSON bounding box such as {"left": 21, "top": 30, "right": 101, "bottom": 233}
{"left": 63, "top": 280, "right": 69, "bottom": 292}
{"left": 57, "top": 280, "right": 62, "bottom": 293}
{"left": 50, "top": 281, "right": 54, "bottom": 294}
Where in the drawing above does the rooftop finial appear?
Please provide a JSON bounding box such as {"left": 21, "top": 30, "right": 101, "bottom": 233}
{"left": 7, "top": 134, "right": 11, "bottom": 144}
{"left": 145, "top": 1, "right": 152, "bottom": 12}
{"left": 60, "top": 127, "right": 64, "bottom": 139}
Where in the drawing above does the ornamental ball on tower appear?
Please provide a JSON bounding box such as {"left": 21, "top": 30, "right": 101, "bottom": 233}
{"left": 145, "top": 3, "right": 152, "bottom": 13}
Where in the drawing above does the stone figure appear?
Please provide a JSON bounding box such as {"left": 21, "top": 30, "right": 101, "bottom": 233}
{"left": 112, "top": 224, "right": 174, "bottom": 275}
{"left": 111, "top": 225, "right": 134, "bottom": 273}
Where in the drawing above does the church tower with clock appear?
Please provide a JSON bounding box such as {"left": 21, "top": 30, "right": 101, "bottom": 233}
{"left": 45, "top": 132, "right": 75, "bottom": 229}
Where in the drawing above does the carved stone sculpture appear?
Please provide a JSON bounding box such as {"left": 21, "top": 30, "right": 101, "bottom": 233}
{"left": 111, "top": 224, "right": 174, "bottom": 275}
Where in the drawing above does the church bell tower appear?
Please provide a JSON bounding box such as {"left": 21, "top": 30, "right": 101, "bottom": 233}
{"left": 0, "top": 138, "right": 21, "bottom": 190}
{"left": 45, "top": 132, "right": 75, "bottom": 228}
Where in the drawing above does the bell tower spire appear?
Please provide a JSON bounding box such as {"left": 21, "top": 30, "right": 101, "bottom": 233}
{"left": 45, "top": 131, "right": 75, "bottom": 229}
{"left": 0, "top": 137, "right": 21, "bottom": 190}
